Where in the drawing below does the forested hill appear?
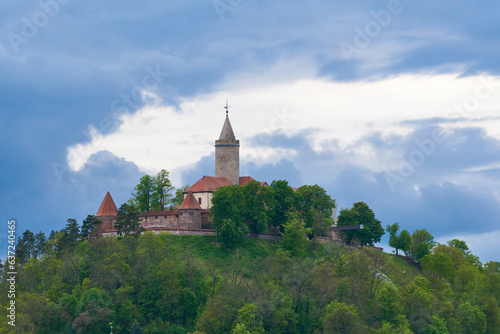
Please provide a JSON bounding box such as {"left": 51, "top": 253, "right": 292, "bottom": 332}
{"left": 1, "top": 232, "right": 499, "bottom": 334}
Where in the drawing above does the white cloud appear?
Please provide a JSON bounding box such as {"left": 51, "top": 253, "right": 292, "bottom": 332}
{"left": 66, "top": 70, "right": 500, "bottom": 186}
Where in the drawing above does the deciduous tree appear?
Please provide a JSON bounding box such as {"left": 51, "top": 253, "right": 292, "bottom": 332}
{"left": 280, "top": 213, "right": 311, "bottom": 257}
{"left": 337, "top": 202, "right": 384, "bottom": 246}
{"left": 410, "top": 229, "right": 436, "bottom": 262}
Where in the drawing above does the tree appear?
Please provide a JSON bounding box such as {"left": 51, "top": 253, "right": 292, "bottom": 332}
{"left": 421, "top": 252, "right": 456, "bottom": 282}
{"left": 280, "top": 213, "right": 311, "bottom": 257}
{"left": 171, "top": 184, "right": 190, "bottom": 209}
{"left": 447, "top": 239, "right": 470, "bottom": 254}
{"left": 55, "top": 219, "right": 81, "bottom": 255}
{"left": 398, "top": 230, "right": 412, "bottom": 257}
{"left": 270, "top": 180, "right": 297, "bottom": 228}
{"left": 295, "top": 184, "right": 335, "bottom": 239}
{"left": 33, "top": 231, "right": 47, "bottom": 259}
{"left": 151, "top": 169, "right": 174, "bottom": 211}
{"left": 410, "top": 229, "right": 436, "bottom": 262}
{"left": 16, "top": 230, "right": 35, "bottom": 263}
{"left": 115, "top": 203, "right": 143, "bottom": 237}
{"left": 241, "top": 180, "right": 272, "bottom": 234}
{"left": 218, "top": 219, "right": 245, "bottom": 250}
{"left": 80, "top": 215, "right": 102, "bottom": 240}
{"left": 386, "top": 223, "right": 401, "bottom": 255}
{"left": 386, "top": 223, "right": 412, "bottom": 256}
{"left": 134, "top": 174, "right": 155, "bottom": 212}
{"left": 337, "top": 202, "right": 384, "bottom": 246}
{"left": 232, "top": 303, "right": 265, "bottom": 334}
{"left": 129, "top": 319, "right": 143, "bottom": 334}
{"left": 320, "top": 300, "right": 364, "bottom": 334}
{"left": 211, "top": 185, "right": 247, "bottom": 249}
{"left": 72, "top": 288, "right": 113, "bottom": 333}
{"left": 459, "top": 302, "right": 486, "bottom": 334}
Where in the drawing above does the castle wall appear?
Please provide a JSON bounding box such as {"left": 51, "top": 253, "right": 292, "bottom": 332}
{"left": 100, "top": 228, "right": 217, "bottom": 238}
{"left": 141, "top": 212, "right": 179, "bottom": 229}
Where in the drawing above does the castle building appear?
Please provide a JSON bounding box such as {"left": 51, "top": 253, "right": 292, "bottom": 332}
{"left": 95, "top": 107, "right": 264, "bottom": 233}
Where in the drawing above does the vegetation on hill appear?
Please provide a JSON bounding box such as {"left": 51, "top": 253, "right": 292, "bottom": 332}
{"left": 2, "top": 177, "right": 498, "bottom": 333}
{"left": 1, "top": 222, "right": 499, "bottom": 334}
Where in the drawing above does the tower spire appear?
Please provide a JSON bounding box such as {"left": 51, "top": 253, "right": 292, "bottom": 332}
{"left": 215, "top": 101, "right": 240, "bottom": 185}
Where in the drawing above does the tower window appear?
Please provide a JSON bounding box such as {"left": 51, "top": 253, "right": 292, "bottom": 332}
{"left": 198, "top": 198, "right": 202, "bottom": 205}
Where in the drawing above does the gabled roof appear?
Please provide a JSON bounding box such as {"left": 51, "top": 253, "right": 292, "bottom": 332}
{"left": 179, "top": 191, "right": 202, "bottom": 210}
{"left": 96, "top": 191, "right": 118, "bottom": 216}
{"left": 218, "top": 115, "right": 236, "bottom": 141}
{"left": 184, "top": 176, "right": 233, "bottom": 193}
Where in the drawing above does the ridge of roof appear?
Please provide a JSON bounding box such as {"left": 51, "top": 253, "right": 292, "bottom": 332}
{"left": 96, "top": 191, "right": 118, "bottom": 216}
{"left": 184, "top": 176, "right": 233, "bottom": 193}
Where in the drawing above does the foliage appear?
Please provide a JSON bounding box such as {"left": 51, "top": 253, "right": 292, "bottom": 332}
{"left": 211, "top": 185, "right": 247, "bottom": 249}
{"left": 280, "top": 213, "right": 311, "bottom": 257}
{"left": 115, "top": 203, "right": 144, "bottom": 237}
{"left": 410, "top": 229, "right": 436, "bottom": 262}
{"left": 320, "top": 300, "right": 364, "bottom": 333}
{"left": 386, "top": 223, "right": 411, "bottom": 256}
{"left": 295, "top": 184, "right": 335, "bottom": 238}
{"left": 241, "top": 180, "right": 274, "bottom": 234}
{"left": 270, "top": 180, "right": 298, "bottom": 228}
{"left": 2, "top": 224, "right": 498, "bottom": 334}
{"left": 337, "top": 201, "right": 385, "bottom": 246}
{"left": 80, "top": 214, "right": 102, "bottom": 240}
{"left": 151, "top": 169, "right": 175, "bottom": 211}
{"left": 130, "top": 319, "right": 144, "bottom": 334}
{"left": 172, "top": 184, "right": 190, "bottom": 209}
{"left": 131, "top": 169, "right": 176, "bottom": 212}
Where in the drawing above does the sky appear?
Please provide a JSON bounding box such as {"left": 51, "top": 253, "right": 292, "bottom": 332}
{"left": 1, "top": 0, "right": 499, "bottom": 262}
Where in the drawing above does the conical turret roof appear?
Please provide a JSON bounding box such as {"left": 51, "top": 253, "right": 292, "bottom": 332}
{"left": 96, "top": 191, "right": 118, "bottom": 216}
{"left": 179, "top": 191, "right": 202, "bottom": 210}
{"left": 218, "top": 115, "right": 237, "bottom": 141}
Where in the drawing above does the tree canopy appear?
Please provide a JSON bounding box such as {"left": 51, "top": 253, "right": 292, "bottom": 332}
{"left": 336, "top": 202, "right": 384, "bottom": 246}
{"left": 130, "top": 169, "right": 177, "bottom": 212}
{"left": 2, "top": 225, "right": 498, "bottom": 334}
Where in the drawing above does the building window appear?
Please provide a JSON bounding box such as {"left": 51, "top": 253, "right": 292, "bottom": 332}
{"left": 198, "top": 198, "right": 202, "bottom": 205}
{"left": 189, "top": 212, "right": 193, "bottom": 216}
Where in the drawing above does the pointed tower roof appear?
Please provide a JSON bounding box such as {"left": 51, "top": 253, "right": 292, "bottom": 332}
{"left": 179, "top": 191, "right": 202, "bottom": 210}
{"left": 218, "top": 115, "right": 236, "bottom": 141}
{"left": 96, "top": 191, "right": 118, "bottom": 216}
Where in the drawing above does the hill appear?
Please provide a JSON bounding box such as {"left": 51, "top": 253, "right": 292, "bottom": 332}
{"left": 1, "top": 232, "right": 499, "bottom": 334}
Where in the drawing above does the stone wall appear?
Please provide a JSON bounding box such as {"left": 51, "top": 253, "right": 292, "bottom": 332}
{"left": 179, "top": 209, "right": 202, "bottom": 229}
{"left": 215, "top": 142, "right": 240, "bottom": 185}
{"left": 141, "top": 212, "right": 179, "bottom": 229}
{"left": 100, "top": 228, "right": 217, "bottom": 238}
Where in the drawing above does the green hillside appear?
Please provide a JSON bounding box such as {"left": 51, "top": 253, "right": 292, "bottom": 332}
{"left": 1, "top": 232, "right": 499, "bottom": 334}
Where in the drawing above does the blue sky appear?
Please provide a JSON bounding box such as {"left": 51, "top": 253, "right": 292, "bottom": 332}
{"left": 1, "top": 0, "right": 500, "bottom": 262}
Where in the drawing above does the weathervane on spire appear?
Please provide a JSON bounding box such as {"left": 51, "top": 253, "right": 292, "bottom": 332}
{"left": 224, "top": 100, "right": 230, "bottom": 116}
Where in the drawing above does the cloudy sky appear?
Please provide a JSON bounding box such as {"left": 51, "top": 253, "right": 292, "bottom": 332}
{"left": 1, "top": 0, "right": 499, "bottom": 262}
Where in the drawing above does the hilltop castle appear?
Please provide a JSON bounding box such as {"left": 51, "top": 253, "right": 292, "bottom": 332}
{"left": 95, "top": 107, "right": 265, "bottom": 235}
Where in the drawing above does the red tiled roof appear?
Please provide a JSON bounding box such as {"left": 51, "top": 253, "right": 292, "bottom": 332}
{"left": 179, "top": 191, "right": 202, "bottom": 210}
{"left": 96, "top": 191, "right": 118, "bottom": 216}
{"left": 239, "top": 176, "right": 255, "bottom": 185}
{"left": 184, "top": 176, "right": 233, "bottom": 193}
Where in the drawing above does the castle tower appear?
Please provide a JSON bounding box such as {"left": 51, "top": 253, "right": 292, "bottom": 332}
{"left": 96, "top": 191, "right": 118, "bottom": 231}
{"left": 215, "top": 102, "right": 240, "bottom": 185}
{"left": 179, "top": 191, "right": 202, "bottom": 229}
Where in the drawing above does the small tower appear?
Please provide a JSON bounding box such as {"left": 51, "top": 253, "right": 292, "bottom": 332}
{"left": 215, "top": 101, "right": 240, "bottom": 185}
{"left": 179, "top": 191, "right": 202, "bottom": 229}
{"left": 96, "top": 191, "right": 118, "bottom": 231}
